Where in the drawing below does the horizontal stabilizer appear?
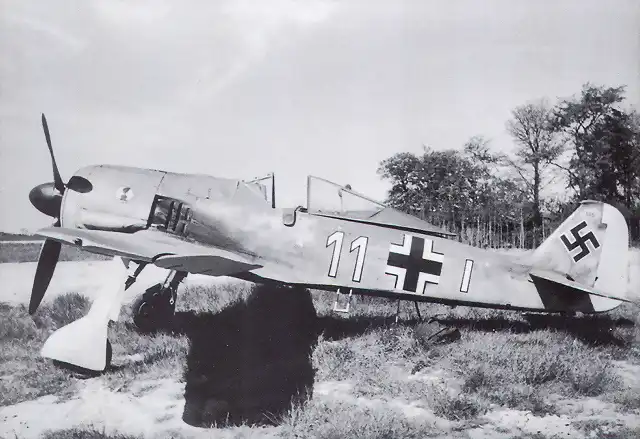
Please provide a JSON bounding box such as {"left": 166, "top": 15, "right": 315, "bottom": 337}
{"left": 529, "top": 269, "right": 637, "bottom": 306}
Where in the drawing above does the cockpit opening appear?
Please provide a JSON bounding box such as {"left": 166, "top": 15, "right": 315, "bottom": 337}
{"left": 306, "top": 176, "right": 385, "bottom": 219}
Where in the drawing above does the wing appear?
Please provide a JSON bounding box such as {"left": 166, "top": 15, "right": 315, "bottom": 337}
{"left": 154, "top": 254, "right": 261, "bottom": 276}
{"left": 35, "top": 227, "right": 263, "bottom": 277}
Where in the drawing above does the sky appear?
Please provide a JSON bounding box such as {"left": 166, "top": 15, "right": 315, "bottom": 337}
{"left": 1, "top": 0, "right": 638, "bottom": 232}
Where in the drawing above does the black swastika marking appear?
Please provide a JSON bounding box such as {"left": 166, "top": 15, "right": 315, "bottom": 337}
{"left": 560, "top": 221, "right": 600, "bottom": 262}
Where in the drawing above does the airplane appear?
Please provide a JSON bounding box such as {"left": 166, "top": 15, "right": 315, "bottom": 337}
{"left": 26, "top": 114, "right": 634, "bottom": 373}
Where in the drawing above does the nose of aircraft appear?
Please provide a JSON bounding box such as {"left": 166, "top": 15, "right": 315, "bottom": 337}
{"left": 29, "top": 181, "right": 62, "bottom": 218}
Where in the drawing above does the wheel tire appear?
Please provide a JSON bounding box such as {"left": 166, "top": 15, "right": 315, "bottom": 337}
{"left": 132, "top": 288, "right": 175, "bottom": 333}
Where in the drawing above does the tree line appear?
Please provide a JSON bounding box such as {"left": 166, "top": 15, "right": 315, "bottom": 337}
{"left": 378, "top": 83, "right": 640, "bottom": 248}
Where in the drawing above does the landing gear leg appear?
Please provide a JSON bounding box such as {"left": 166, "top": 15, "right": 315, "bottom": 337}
{"left": 125, "top": 262, "right": 147, "bottom": 290}
{"left": 132, "top": 270, "right": 187, "bottom": 333}
{"left": 414, "top": 301, "right": 422, "bottom": 321}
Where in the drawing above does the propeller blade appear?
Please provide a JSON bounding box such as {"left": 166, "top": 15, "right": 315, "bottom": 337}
{"left": 29, "top": 239, "right": 61, "bottom": 314}
{"left": 41, "top": 113, "right": 65, "bottom": 194}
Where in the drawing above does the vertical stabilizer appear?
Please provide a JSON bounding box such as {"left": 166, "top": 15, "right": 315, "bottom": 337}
{"left": 530, "top": 201, "right": 629, "bottom": 307}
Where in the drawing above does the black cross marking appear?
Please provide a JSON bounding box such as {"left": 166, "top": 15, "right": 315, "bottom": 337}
{"left": 386, "top": 236, "right": 443, "bottom": 292}
{"left": 560, "top": 221, "right": 600, "bottom": 262}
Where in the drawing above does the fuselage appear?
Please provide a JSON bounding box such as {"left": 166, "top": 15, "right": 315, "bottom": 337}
{"left": 55, "top": 164, "right": 622, "bottom": 314}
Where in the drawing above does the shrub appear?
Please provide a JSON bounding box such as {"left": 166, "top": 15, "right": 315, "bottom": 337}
{"left": 38, "top": 293, "right": 91, "bottom": 329}
{"left": 447, "top": 330, "right": 621, "bottom": 405}
{"left": 426, "top": 384, "right": 486, "bottom": 420}
{"left": 0, "top": 304, "right": 40, "bottom": 340}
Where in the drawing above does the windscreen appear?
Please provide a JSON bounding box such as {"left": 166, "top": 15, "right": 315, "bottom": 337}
{"left": 243, "top": 174, "right": 274, "bottom": 207}
{"left": 306, "top": 176, "right": 385, "bottom": 219}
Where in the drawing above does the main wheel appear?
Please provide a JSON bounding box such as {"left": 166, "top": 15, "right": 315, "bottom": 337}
{"left": 132, "top": 283, "right": 176, "bottom": 333}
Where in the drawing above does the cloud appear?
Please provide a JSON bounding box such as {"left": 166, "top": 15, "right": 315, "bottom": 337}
{"left": 181, "top": 0, "right": 339, "bottom": 101}
{"left": 1, "top": 0, "right": 638, "bottom": 232}
{"left": 2, "top": 13, "right": 86, "bottom": 51}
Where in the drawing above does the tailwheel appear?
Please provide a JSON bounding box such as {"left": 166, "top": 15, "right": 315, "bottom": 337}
{"left": 132, "top": 283, "right": 176, "bottom": 333}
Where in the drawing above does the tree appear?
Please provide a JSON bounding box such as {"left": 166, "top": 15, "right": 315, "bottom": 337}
{"left": 464, "top": 135, "right": 500, "bottom": 168}
{"left": 376, "top": 152, "right": 422, "bottom": 211}
{"left": 551, "top": 84, "right": 628, "bottom": 200}
{"left": 378, "top": 144, "right": 531, "bottom": 247}
{"left": 505, "top": 100, "right": 563, "bottom": 234}
{"left": 377, "top": 83, "right": 640, "bottom": 247}
{"left": 594, "top": 108, "right": 640, "bottom": 207}
{"left": 378, "top": 146, "right": 488, "bottom": 221}
{"left": 551, "top": 83, "right": 640, "bottom": 242}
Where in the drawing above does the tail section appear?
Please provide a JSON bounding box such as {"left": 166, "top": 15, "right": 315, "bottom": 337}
{"left": 530, "top": 201, "right": 629, "bottom": 312}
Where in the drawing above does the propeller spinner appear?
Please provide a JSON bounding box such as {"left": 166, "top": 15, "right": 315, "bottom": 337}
{"left": 28, "top": 114, "right": 91, "bottom": 314}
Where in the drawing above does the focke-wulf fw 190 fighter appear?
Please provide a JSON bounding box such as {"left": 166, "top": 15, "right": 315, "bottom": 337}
{"left": 27, "top": 114, "right": 634, "bottom": 372}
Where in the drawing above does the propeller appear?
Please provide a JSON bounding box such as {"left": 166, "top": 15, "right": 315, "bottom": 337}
{"left": 28, "top": 114, "right": 91, "bottom": 314}
{"left": 29, "top": 239, "right": 61, "bottom": 314}
{"left": 42, "top": 113, "right": 65, "bottom": 194}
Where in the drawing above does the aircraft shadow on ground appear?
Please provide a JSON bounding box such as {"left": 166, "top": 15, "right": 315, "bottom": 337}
{"left": 163, "top": 283, "right": 634, "bottom": 427}
{"left": 316, "top": 314, "right": 421, "bottom": 340}
{"left": 431, "top": 312, "right": 635, "bottom": 347}
{"left": 171, "top": 284, "right": 318, "bottom": 428}
{"left": 169, "top": 286, "right": 421, "bottom": 427}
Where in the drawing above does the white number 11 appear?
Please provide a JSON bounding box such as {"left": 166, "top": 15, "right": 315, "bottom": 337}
{"left": 326, "top": 231, "right": 368, "bottom": 282}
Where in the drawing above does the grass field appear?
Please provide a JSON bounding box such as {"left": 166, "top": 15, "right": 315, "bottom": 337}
{"left": 0, "top": 241, "right": 110, "bottom": 263}
{"left": 0, "top": 232, "right": 39, "bottom": 242}
{"left": 1, "top": 245, "right": 638, "bottom": 438}
{"left": 1, "top": 278, "right": 639, "bottom": 438}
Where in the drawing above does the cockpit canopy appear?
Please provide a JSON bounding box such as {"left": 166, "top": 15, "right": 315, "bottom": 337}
{"left": 305, "top": 176, "right": 455, "bottom": 238}
{"left": 306, "top": 176, "right": 385, "bottom": 219}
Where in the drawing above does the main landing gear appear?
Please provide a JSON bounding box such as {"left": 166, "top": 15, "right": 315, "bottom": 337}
{"left": 128, "top": 267, "right": 187, "bottom": 333}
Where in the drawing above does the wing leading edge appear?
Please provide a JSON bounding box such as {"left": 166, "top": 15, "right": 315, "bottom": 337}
{"left": 35, "top": 227, "right": 263, "bottom": 277}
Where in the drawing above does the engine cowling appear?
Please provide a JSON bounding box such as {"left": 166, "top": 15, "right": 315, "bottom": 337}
{"left": 60, "top": 165, "right": 166, "bottom": 232}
